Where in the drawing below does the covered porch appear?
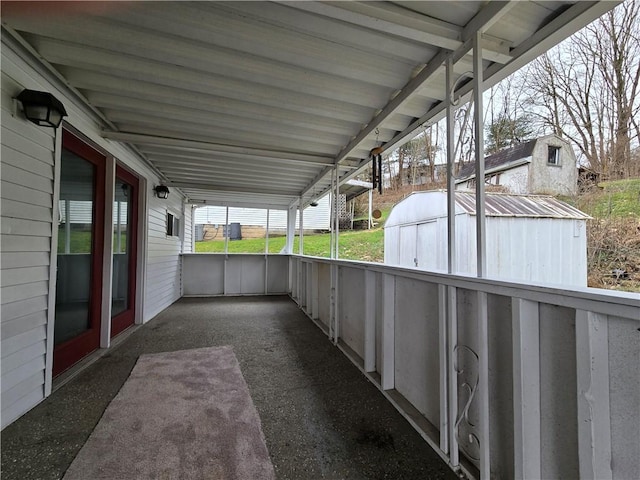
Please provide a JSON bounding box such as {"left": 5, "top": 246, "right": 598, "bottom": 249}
{"left": 1, "top": 2, "right": 638, "bottom": 479}
{"left": 1, "top": 295, "right": 456, "bottom": 480}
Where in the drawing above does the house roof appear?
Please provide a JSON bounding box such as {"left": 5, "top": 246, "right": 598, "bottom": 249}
{"left": 456, "top": 138, "right": 537, "bottom": 182}
{"left": 1, "top": 2, "right": 616, "bottom": 209}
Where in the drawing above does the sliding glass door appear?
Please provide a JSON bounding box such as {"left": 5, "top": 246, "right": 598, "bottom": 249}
{"left": 111, "top": 166, "right": 138, "bottom": 338}
{"left": 53, "top": 130, "right": 105, "bottom": 375}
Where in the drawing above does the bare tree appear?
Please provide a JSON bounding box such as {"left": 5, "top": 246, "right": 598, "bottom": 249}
{"left": 523, "top": 0, "right": 640, "bottom": 179}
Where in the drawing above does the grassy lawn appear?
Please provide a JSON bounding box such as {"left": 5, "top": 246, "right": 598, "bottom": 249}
{"left": 577, "top": 178, "right": 640, "bottom": 218}
{"left": 195, "top": 228, "right": 385, "bottom": 263}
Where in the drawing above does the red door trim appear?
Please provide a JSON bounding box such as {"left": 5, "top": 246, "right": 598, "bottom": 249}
{"left": 111, "top": 165, "right": 139, "bottom": 338}
{"left": 53, "top": 129, "right": 106, "bottom": 376}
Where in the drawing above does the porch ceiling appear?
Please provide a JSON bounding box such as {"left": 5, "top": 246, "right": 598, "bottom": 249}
{"left": 2, "top": 1, "right": 616, "bottom": 209}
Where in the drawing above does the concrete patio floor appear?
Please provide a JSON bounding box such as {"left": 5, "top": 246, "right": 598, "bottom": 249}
{"left": 1, "top": 296, "right": 457, "bottom": 480}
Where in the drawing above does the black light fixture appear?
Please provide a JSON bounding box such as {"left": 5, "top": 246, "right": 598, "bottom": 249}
{"left": 309, "top": 200, "right": 319, "bottom": 207}
{"left": 154, "top": 185, "right": 170, "bottom": 199}
{"left": 16, "top": 89, "right": 67, "bottom": 128}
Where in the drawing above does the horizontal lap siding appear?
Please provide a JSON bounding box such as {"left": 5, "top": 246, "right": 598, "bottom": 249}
{"left": 143, "top": 194, "right": 183, "bottom": 321}
{"left": 1, "top": 70, "right": 55, "bottom": 428}
{"left": 1, "top": 41, "right": 189, "bottom": 429}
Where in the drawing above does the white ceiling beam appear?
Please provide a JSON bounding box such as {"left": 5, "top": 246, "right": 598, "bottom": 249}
{"left": 64, "top": 68, "right": 376, "bottom": 126}
{"left": 281, "top": 1, "right": 511, "bottom": 63}
{"left": 147, "top": 152, "right": 325, "bottom": 174}
{"left": 462, "top": 1, "right": 517, "bottom": 39}
{"left": 167, "top": 182, "right": 298, "bottom": 197}
{"left": 188, "top": 199, "right": 290, "bottom": 210}
{"left": 85, "top": 90, "right": 358, "bottom": 137}
{"left": 333, "top": 50, "right": 448, "bottom": 165}
{"left": 155, "top": 164, "right": 314, "bottom": 182}
{"left": 31, "top": 36, "right": 391, "bottom": 108}
{"left": 106, "top": 3, "right": 416, "bottom": 88}
{"left": 101, "top": 110, "right": 351, "bottom": 150}
{"left": 100, "top": 131, "right": 335, "bottom": 166}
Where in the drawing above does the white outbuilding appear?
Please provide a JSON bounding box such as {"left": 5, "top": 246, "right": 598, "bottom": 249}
{"left": 384, "top": 191, "right": 590, "bottom": 286}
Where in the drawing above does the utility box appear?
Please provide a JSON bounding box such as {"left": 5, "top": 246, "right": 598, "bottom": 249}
{"left": 223, "top": 222, "right": 242, "bottom": 240}
{"left": 384, "top": 191, "right": 590, "bottom": 286}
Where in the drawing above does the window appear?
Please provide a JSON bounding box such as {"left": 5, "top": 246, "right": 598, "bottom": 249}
{"left": 166, "top": 212, "right": 180, "bottom": 237}
{"left": 548, "top": 146, "right": 561, "bottom": 165}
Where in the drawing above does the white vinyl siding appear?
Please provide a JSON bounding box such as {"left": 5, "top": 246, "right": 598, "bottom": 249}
{"left": 183, "top": 205, "right": 193, "bottom": 254}
{"left": 1, "top": 70, "right": 55, "bottom": 428}
{"left": 1, "top": 38, "right": 189, "bottom": 428}
{"left": 143, "top": 193, "right": 184, "bottom": 321}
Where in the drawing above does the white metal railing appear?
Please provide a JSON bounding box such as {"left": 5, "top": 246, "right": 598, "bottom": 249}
{"left": 290, "top": 255, "right": 640, "bottom": 480}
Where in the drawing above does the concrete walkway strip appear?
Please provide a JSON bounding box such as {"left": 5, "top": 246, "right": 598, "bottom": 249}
{"left": 63, "top": 346, "right": 275, "bottom": 480}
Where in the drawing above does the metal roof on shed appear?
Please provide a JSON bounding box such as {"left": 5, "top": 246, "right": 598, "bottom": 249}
{"left": 2, "top": 1, "right": 617, "bottom": 209}
{"left": 385, "top": 190, "right": 590, "bottom": 228}
{"left": 454, "top": 192, "right": 591, "bottom": 219}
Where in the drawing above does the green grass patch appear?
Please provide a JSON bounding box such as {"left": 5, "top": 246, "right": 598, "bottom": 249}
{"left": 578, "top": 178, "right": 640, "bottom": 219}
{"left": 195, "top": 228, "right": 385, "bottom": 262}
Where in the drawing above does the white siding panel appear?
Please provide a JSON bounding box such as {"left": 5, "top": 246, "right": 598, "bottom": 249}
{"left": 1, "top": 281, "right": 49, "bottom": 304}
{"left": 1, "top": 296, "right": 48, "bottom": 323}
{"left": 1, "top": 384, "right": 44, "bottom": 430}
{"left": 0, "top": 162, "right": 53, "bottom": 193}
{"left": 1, "top": 266, "right": 49, "bottom": 287}
{"left": 1, "top": 140, "right": 54, "bottom": 177}
{"left": 183, "top": 206, "right": 193, "bottom": 253}
{"left": 1, "top": 356, "right": 46, "bottom": 394}
{"left": 1, "top": 252, "right": 50, "bottom": 269}
{"left": 143, "top": 193, "right": 184, "bottom": 322}
{"left": 1, "top": 371, "right": 44, "bottom": 414}
{"left": 1, "top": 181, "right": 52, "bottom": 208}
{"left": 2, "top": 337, "right": 46, "bottom": 373}
{"left": 1, "top": 311, "right": 47, "bottom": 339}
{"left": 1, "top": 63, "right": 55, "bottom": 428}
{"left": 1, "top": 199, "right": 52, "bottom": 223}
{"left": 1, "top": 217, "right": 51, "bottom": 237}
{"left": 0, "top": 98, "right": 56, "bottom": 152}
{"left": 1, "top": 234, "right": 51, "bottom": 252}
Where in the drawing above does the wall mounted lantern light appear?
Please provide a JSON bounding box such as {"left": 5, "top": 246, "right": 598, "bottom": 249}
{"left": 154, "top": 185, "right": 170, "bottom": 199}
{"left": 16, "top": 89, "right": 67, "bottom": 128}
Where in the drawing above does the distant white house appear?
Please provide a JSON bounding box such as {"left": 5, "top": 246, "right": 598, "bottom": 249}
{"left": 194, "top": 179, "right": 374, "bottom": 238}
{"left": 455, "top": 134, "right": 578, "bottom": 196}
{"left": 384, "top": 190, "right": 590, "bottom": 286}
{"left": 194, "top": 194, "right": 332, "bottom": 233}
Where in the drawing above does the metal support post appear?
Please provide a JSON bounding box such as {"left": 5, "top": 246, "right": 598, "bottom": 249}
{"left": 446, "top": 55, "right": 456, "bottom": 274}
{"left": 473, "top": 31, "right": 486, "bottom": 277}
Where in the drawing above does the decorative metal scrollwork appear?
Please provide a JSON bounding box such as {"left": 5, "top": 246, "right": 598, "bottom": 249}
{"left": 453, "top": 344, "right": 480, "bottom": 462}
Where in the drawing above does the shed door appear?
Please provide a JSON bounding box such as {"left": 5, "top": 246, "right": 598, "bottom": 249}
{"left": 416, "top": 221, "right": 438, "bottom": 271}
{"left": 399, "top": 225, "right": 417, "bottom": 267}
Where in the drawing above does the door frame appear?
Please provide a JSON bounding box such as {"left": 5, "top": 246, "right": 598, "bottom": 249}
{"left": 52, "top": 129, "right": 106, "bottom": 377}
{"left": 110, "top": 164, "right": 139, "bottom": 338}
